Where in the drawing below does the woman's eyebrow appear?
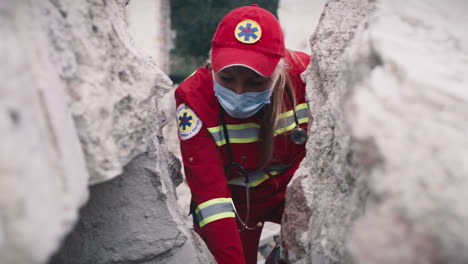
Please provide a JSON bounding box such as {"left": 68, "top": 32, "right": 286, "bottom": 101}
{"left": 218, "top": 70, "right": 234, "bottom": 76}
{"left": 219, "top": 68, "right": 235, "bottom": 74}
{"left": 220, "top": 67, "right": 268, "bottom": 80}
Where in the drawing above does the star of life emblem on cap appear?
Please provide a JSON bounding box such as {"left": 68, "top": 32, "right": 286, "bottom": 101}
{"left": 177, "top": 104, "right": 202, "bottom": 140}
{"left": 235, "top": 19, "right": 262, "bottom": 44}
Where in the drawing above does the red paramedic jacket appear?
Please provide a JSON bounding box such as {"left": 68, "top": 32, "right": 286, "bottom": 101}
{"left": 175, "top": 51, "right": 311, "bottom": 264}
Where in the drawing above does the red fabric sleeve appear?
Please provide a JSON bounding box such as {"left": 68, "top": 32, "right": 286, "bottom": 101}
{"left": 175, "top": 92, "right": 246, "bottom": 264}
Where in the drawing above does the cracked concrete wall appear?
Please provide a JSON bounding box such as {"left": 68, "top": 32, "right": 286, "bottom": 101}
{"left": 283, "top": 0, "right": 468, "bottom": 263}
{"left": 50, "top": 151, "right": 214, "bottom": 264}
{"left": 281, "top": 0, "right": 375, "bottom": 263}
{"left": 346, "top": 1, "right": 468, "bottom": 263}
{"left": 1, "top": 0, "right": 215, "bottom": 263}
{"left": 0, "top": 1, "right": 90, "bottom": 263}
{"left": 44, "top": 0, "right": 173, "bottom": 185}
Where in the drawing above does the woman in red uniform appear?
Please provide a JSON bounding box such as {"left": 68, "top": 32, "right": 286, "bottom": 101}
{"left": 175, "top": 5, "right": 311, "bottom": 264}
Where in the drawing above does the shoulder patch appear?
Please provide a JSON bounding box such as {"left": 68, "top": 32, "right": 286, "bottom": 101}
{"left": 177, "top": 104, "right": 202, "bottom": 140}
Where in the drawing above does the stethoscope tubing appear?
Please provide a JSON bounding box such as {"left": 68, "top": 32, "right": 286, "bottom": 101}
{"left": 218, "top": 85, "right": 306, "bottom": 231}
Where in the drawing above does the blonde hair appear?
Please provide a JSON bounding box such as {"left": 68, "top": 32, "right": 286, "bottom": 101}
{"left": 257, "top": 58, "right": 296, "bottom": 170}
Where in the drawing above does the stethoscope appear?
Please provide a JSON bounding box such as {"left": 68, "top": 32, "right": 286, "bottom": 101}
{"left": 219, "top": 86, "right": 307, "bottom": 232}
{"left": 284, "top": 85, "right": 308, "bottom": 145}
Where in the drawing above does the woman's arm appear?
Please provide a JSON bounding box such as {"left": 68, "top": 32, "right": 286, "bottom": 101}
{"left": 175, "top": 93, "right": 246, "bottom": 264}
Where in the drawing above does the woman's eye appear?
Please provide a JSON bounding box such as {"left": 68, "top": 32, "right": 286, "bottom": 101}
{"left": 221, "top": 76, "right": 233, "bottom": 82}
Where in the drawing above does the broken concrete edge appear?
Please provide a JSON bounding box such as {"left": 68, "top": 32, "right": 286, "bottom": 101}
{"left": 49, "top": 151, "right": 214, "bottom": 264}
{"left": 281, "top": 173, "right": 313, "bottom": 262}
{"left": 281, "top": 0, "right": 379, "bottom": 263}
{"left": 44, "top": 0, "right": 173, "bottom": 186}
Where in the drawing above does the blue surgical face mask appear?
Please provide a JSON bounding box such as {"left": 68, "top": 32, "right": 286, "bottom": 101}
{"left": 213, "top": 80, "right": 271, "bottom": 119}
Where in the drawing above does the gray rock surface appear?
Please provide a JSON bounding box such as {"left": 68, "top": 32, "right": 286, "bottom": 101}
{"left": 1, "top": 0, "right": 215, "bottom": 263}
{"left": 283, "top": 0, "right": 468, "bottom": 263}
{"left": 0, "top": 1, "right": 90, "bottom": 263}
{"left": 50, "top": 151, "right": 215, "bottom": 264}
{"left": 46, "top": 0, "right": 215, "bottom": 262}
{"left": 346, "top": 1, "right": 468, "bottom": 263}
{"left": 39, "top": 0, "right": 173, "bottom": 184}
{"left": 282, "top": 0, "right": 376, "bottom": 263}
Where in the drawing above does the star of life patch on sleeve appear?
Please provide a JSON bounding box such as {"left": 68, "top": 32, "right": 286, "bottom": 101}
{"left": 177, "top": 103, "right": 202, "bottom": 140}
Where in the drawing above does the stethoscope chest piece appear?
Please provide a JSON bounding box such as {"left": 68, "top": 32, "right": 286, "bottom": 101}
{"left": 290, "top": 127, "right": 308, "bottom": 145}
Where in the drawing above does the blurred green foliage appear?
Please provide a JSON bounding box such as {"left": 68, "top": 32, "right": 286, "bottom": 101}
{"left": 170, "top": 1, "right": 279, "bottom": 81}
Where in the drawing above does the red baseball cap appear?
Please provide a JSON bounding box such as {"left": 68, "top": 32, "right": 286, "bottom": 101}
{"left": 211, "top": 5, "right": 286, "bottom": 77}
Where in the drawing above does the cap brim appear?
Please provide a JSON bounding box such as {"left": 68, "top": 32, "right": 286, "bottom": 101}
{"left": 211, "top": 46, "right": 281, "bottom": 77}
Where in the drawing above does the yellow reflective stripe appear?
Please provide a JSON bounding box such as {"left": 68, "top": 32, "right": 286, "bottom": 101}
{"left": 277, "top": 103, "right": 308, "bottom": 119}
{"left": 208, "top": 123, "right": 260, "bottom": 146}
{"left": 249, "top": 174, "right": 269, "bottom": 187}
{"left": 295, "top": 103, "right": 308, "bottom": 111}
{"left": 227, "top": 176, "right": 242, "bottom": 185}
{"left": 269, "top": 170, "right": 282, "bottom": 176}
{"left": 214, "top": 139, "right": 227, "bottom": 146}
{"left": 214, "top": 137, "right": 259, "bottom": 146}
{"left": 208, "top": 102, "right": 309, "bottom": 145}
{"left": 298, "top": 117, "right": 308, "bottom": 124}
{"left": 229, "top": 137, "right": 258, "bottom": 143}
{"left": 207, "top": 126, "right": 222, "bottom": 133}
{"left": 207, "top": 123, "right": 260, "bottom": 133}
{"left": 227, "top": 169, "right": 284, "bottom": 187}
{"left": 275, "top": 121, "right": 297, "bottom": 135}
{"left": 275, "top": 117, "right": 309, "bottom": 135}
{"left": 199, "top": 212, "right": 235, "bottom": 228}
{"left": 278, "top": 109, "right": 294, "bottom": 120}
{"left": 207, "top": 104, "right": 306, "bottom": 134}
{"left": 247, "top": 169, "right": 284, "bottom": 187}
{"left": 195, "top": 202, "right": 234, "bottom": 227}
{"left": 195, "top": 198, "right": 233, "bottom": 214}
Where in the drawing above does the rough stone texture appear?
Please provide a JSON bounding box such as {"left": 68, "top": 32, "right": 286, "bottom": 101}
{"left": 283, "top": 0, "right": 468, "bottom": 263}
{"left": 50, "top": 151, "right": 215, "bottom": 264}
{"left": 42, "top": 0, "right": 173, "bottom": 184}
{"left": 46, "top": 0, "right": 214, "bottom": 262}
{"left": 0, "top": 1, "right": 90, "bottom": 263}
{"left": 346, "top": 1, "right": 468, "bottom": 263}
{"left": 282, "top": 0, "right": 376, "bottom": 263}
{"left": 1, "top": 0, "right": 215, "bottom": 263}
